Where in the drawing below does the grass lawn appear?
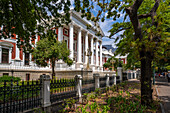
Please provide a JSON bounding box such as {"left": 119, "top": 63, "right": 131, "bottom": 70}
{"left": 62, "top": 80, "right": 161, "bottom": 113}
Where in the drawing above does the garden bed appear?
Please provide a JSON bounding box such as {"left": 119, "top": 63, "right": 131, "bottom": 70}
{"left": 61, "top": 80, "right": 161, "bottom": 113}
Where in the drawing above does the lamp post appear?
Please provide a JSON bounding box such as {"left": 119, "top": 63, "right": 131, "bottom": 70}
{"left": 85, "top": 49, "right": 92, "bottom": 70}
{"left": 110, "top": 58, "right": 115, "bottom": 71}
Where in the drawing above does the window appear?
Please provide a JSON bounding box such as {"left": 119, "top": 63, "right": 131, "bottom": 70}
{"left": 25, "top": 53, "right": 30, "bottom": 65}
{"left": 63, "top": 28, "right": 68, "bottom": 36}
{"left": 65, "top": 40, "right": 68, "bottom": 47}
{"left": 2, "top": 48, "right": 9, "bottom": 63}
{"left": 73, "top": 43, "right": 75, "bottom": 51}
{"left": 26, "top": 74, "right": 30, "bottom": 81}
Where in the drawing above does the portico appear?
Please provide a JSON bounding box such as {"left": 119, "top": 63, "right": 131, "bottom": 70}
{"left": 57, "top": 17, "right": 103, "bottom": 71}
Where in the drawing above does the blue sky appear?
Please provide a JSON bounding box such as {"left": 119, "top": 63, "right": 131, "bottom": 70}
{"left": 69, "top": 0, "right": 126, "bottom": 48}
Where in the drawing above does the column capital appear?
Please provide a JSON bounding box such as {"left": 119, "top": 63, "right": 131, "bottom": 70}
{"left": 69, "top": 21, "right": 74, "bottom": 26}
{"left": 78, "top": 27, "right": 82, "bottom": 32}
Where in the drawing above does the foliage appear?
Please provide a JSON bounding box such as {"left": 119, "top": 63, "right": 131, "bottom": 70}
{"left": 0, "top": 0, "right": 71, "bottom": 51}
{"left": 125, "top": 52, "right": 141, "bottom": 70}
{"left": 74, "top": 0, "right": 170, "bottom": 105}
{"left": 103, "top": 56, "right": 119, "bottom": 71}
{"left": 75, "top": 81, "right": 159, "bottom": 113}
{"left": 0, "top": 75, "right": 21, "bottom": 82}
{"left": 63, "top": 97, "right": 76, "bottom": 111}
{"left": 32, "top": 30, "right": 73, "bottom": 78}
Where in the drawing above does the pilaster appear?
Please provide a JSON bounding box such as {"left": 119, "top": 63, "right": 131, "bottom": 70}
{"left": 58, "top": 27, "right": 63, "bottom": 41}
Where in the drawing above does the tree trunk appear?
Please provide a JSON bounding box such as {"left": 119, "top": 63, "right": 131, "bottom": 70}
{"left": 51, "top": 59, "right": 55, "bottom": 79}
{"left": 140, "top": 50, "right": 153, "bottom": 105}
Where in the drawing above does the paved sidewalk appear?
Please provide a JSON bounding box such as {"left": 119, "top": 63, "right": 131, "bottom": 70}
{"left": 155, "top": 77, "right": 170, "bottom": 113}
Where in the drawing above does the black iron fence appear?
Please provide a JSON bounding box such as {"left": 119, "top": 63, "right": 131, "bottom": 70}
{"left": 0, "top": 80, "right": 41, "bottom": 113}
{"left": 99, "top": 76, "right": 107, "bottom": 88}
{"left": 109, "top": 76, "right": 114, "bottom": 86}
{"left": 123, "top": 72, "right": 128, "bottom": 81}
{"left": 116, "top": 76, "right": 120, "bottom": 84}
{"left": 0, "top": 74, "right": 120, "bottom": 113}
{"left": 50, "top": 78, "right": 76, "bottom": 103}
{"left": 82, "top": 78, "right": 95, "bottom": 94}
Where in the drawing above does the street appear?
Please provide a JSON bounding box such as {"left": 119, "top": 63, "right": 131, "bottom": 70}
{"left": 155, "top": 77, "right": 170, "bottom": 113}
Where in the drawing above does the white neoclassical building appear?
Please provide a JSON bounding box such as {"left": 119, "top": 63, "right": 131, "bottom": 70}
{"left": 0, "top": 10, "right": 105, "bottom": 80}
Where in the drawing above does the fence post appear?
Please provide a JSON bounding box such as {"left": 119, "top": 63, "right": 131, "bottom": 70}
{"left": 131, "top": 72, "right": 133, "bottom": 79}
{"left": 117, "top": 67, "right": 123, "bottom": 82}
{"left": 134, "top": 71, "right": 137, "bottom": 79}
{"left": 75, "top": 75, "right": 82, "bottom": 103}
{"left": 94, "top": 74, "right": 100, "bottom": 89}
{"left": 106, "top": 74, "right": 110, "bottom": 87}
{"left": 40, "top": 74, "right": 51, "bottom": 111}
{"left": 113, "top": 74, "right": 117, "bottom": 85}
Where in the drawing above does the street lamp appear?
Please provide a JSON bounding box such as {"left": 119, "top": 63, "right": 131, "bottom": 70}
{"left": 110, "top": 58, "right": 115, "bottom": 71}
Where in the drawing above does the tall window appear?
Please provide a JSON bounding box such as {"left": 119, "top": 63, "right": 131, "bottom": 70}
{"left": 2, "top": 48, "right": 9, "bottom": 63}
{"left": 25, "top": 53, "right": 30, "bottom": 65}
{"left": 26, "top": 74, "right": 30, "bottom": 81}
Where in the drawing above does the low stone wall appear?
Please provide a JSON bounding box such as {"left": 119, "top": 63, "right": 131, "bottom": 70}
{"left": 0, "top": 68, "right": 93, "bottom": 80}
{"left": 0, "top": 68, "right": 117, "bottom": 81}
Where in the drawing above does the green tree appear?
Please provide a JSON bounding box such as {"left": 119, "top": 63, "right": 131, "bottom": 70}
{"left": 125, "top": 53, "right": 141, "bottom": 70}
{"left": 74, "top": 0, "right": 170, "bottom": 105}
{"left": 0, "top": 0, "right": 71, "bottom": 51}
{"left": 103, "top": 57, "right": 119, "bottom": 71}
{"left": 32, "top": 30, "right": 73, "bottom": 79}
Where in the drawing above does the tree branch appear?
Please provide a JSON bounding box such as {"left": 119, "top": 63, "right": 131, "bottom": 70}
{"left": 138, "top": 13, "right": 151, "bottom": 19}
{"left": 131, "top": 0, "right": 144, "bottom": 14}
{"left": 137, "top": 0, "right": 160, "bottom": 19}
{"left": 109, "top": 27, "right": 130, "bottom": 38}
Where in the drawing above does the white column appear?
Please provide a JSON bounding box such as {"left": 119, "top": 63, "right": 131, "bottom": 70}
{"left": 9, "top": 48, "right": 12, "bottom": 64}
{"left": 85, "top": 32, "right": 88, "bottom": 64}
{"left": 100, "top": 41, "right": 102, "bottom": 67}
{"left": 95, "top": 39, "right": 98, "bottom": 66}
{"left": 90, "top": 36, "right": 94, "bottom": 65}
{"left": 0, "top": 46, "right": 2, "bottom": 63}
{"left": 77, "top": 27, "right": 82, "bottom": 63}
{"left": 15, "top": 35, "right": 20, "bottom": 60}
{"left": 58, "top": 27, "right": 63, "bottom": 41}
{"left": 69, "top": 23, "right": 74, "bottom": 60}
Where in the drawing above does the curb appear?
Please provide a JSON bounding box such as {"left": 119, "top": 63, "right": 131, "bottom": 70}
{"left": 155, "top": 86, "right": 165, "bottom": 113}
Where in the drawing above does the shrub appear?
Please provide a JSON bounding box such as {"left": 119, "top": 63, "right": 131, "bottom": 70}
{"left": 0, "top": 75, "right": 21, "bottom": 82}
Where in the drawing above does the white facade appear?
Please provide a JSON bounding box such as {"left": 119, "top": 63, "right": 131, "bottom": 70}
{"left": 0, "top": 10, "right": 104, "bottom": 72}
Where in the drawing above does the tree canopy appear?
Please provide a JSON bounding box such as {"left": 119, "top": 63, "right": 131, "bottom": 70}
{"left": 32, "top": 30, "right": 73, "bottom": 79}
{"left": 74, "top": 0, "right": 170, "bottom": 105}
{"left": 0, "top": 0, "right": 71, "bottom": 51}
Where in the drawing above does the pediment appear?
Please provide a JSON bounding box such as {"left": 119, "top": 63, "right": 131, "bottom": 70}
{"left": 0, "top": 41, "right": 14, "bottom": 48}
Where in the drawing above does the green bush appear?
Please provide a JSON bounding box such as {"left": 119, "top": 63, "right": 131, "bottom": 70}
{"left": 0, "top": 75, "right": 21, "bottom": 82}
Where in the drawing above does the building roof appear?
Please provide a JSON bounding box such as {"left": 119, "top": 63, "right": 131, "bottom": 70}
{"left": 102, "top": 45, "right": 117, "bottom": 53}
